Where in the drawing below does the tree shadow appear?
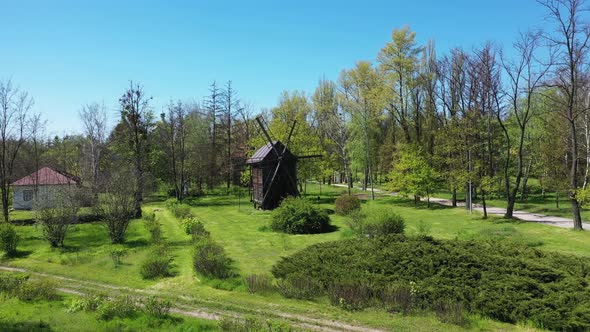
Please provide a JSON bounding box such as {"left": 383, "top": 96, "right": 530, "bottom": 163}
{"left": 1, "top": 250, "right": 32, "bottom": 261}
{"left": 125, "top": 238, "right": 150, "bottom": 248}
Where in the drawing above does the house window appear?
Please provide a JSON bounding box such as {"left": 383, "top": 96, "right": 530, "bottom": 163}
{"left": 23, "top": 190, "right": 33, "bottom": 202}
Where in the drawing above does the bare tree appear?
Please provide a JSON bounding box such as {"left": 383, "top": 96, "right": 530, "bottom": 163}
{"left": 28, "top": 112, "right": 46, "bottom": 197}
{"left": 500, "top": 32, "right": 550, "bottom": 218}
{"left": 538, "top": 0, "right": 590, "bottom": 229}
{"left": 118, "top": 82, "right": 153, "bottom": 218}
{"left": 95, "top": 169, "right": 136, "bottom": 244}
{"left": 0, "top": 79, "right": 33, "bottom": 222}
{"left": 160, "top": 101, "right": 188, "bottom": 200}
{"left": 79, "top": 102, "right": 108, "bottom": 195}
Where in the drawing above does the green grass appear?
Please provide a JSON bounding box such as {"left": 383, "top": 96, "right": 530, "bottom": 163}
{"left": 0, "top": 295, "right": 219, "bottom": 331}
{"left": 2, "top": 183, "right": 582, "bottom": 330}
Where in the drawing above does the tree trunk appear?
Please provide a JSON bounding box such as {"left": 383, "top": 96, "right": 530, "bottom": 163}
{"left": 452, "top": 188, "right": 457, "bottom": 207}
{"left": 481, "top": 189, "right": 488, "bottom": 219}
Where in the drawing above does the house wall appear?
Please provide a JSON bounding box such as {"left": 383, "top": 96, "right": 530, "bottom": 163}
{"left": 12, "top": 185, "right": 81, "bottom": 210}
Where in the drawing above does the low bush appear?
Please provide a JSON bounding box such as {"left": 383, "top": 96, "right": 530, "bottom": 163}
{"left": 276, "top": 274, "right": 322, "bottom": 300}
{"left": 0, "top": 273, "right": 28, "bottom": 294}
{"left": 270, "top": 197, "right": 331, "bottom": 234}
{"left": 347, "top": 207, "right": 404, "bottom": 238}
{"left": 144, "top": 213, "right": 162, "bottom": 244}
{"left": 335, "top": 195, "right": 361, "bottom": 216}
{"left": 218, "top": 316, "right": 294, "bottom": 332}
{"left": 433, "top": 300, "right": 468, "bottom": 326}
{"left": 109, "top": 246, "right": 127, "bottom": 267}
{"left": 97, "top": 295, "right": 138, "bottom": 320}
{"left": 272, "top": 235, "right": 590, "bottom": 330}
{"left": 167, "top": 202, "right": 192, "bottom": 219}
{"left": 328, "top": 281, "right": 373, "bottom": 311}
{"left": 143, "top": 295, "right": 171, "bottom": 318}
{"left": 193, "top": 238, "right": 234, "bottom": 279}
{"left": 181, "top": 217, "right": 210, "bottom": 241}
{"left": 140, "top": 255, "right": 173, "bottom": 279}
{"left": 0, "top": 223, "right": 19, "bottom": 256}
{"left": 66, "top": 293, "right": 107, "bottom": 313}
{"left": 15, "top": 279, "right": 58, "bottom": 301}
{"left": 244, "top": 274, "right": 274, "bottom": 294}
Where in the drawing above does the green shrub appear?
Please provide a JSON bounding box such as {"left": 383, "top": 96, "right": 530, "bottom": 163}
{"left": 143, "top": 295, "right": 171, "bottom": 318}
{"left": 65, "top": 293, "right": 107, "bottom": 313}
{"left": 272, "top": 235, "right": 590, "bottom": 330}
{"left": 347, "top": 207, "right": 404, "bottom": 238}
{"left": 140, "top": 255, "right": 173, "bottom": 279}
{"left": 0, "top": 223, "right": 19, "bottom": 256}
{"left": 0, "top": 273, "right": 28, "bottom": 294}
{"left": 270, "top": 197, "right": 331, "bottom": 234}
{"left": 16, "top": 279, "right": 58, "bottom": 301}
{"left": 244, "top": 274, "right": 274, "bottom": 294}
{"left": 109, "top": 246, "right": 127, "bottom": 267}
{"left": 181, "top": 217, "right": 210, "bottom": 241}
{"left": 144, "top": 213, "right": 162, "bottom": 244}
{"left": 167, "top": 202, "right": 192, "bottom": 219}
{"left": 97, "top": 295, "right": 138, "bottom": 320}
{"left": 276, "top": 274, "right": 322, "bottom": 300}
{"left": 218, "top": 316, "right": 294, "bottom": 332}
{"left": 335, "top": 195, "right": 361, "bottom": 216}
{"left": 193, "top": 238, "right": 234, "bottom": 279}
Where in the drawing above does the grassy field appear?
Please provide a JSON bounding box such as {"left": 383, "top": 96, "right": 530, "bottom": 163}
{"left": 4, "top": 183, "right": 588, "bottom": 330}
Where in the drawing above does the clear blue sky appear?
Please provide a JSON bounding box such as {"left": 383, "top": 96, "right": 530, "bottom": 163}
{"left": 0, "top": 0, "right": 548, "bottom": 136}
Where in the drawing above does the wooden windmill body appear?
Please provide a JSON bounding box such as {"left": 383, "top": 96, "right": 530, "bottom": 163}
{"left": 246, "top": 117, "right": 321, "bottom": 210}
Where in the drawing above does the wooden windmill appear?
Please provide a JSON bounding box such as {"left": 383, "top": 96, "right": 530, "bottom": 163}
{"left": 246, "top": 116, "right": 321, "bottom": 210}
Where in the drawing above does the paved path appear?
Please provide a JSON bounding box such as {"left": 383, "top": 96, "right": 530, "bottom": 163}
{"left": 331, "top": 184, "right": 590, "bottom": 230}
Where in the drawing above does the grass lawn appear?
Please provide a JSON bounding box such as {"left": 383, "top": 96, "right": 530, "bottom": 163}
{"left": 3, "top": 182, "right": 587, "bottom": 330}
{"left": 0, "top": 295, "right": 219, "bottom": 331}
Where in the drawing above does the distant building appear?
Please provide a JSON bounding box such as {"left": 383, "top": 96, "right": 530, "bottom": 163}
{"left": 11, "top": 167, "right": 81, "bottom": 210}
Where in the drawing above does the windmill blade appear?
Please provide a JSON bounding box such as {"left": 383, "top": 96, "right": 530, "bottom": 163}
{"left": 255, "top": 116, "right": 281, "bottom": 158}
{"left": 283, "top": 120, "right": 297, "bottom": 152}
{"left": 261, "top": 157, "right": 284, "bottom": 205}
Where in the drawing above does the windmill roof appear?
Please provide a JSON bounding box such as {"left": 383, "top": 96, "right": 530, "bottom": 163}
{"left": 11, "top": 167, "right": 80, "bottom": 186}
{"left": 247, "top": 141, "right": 292, "bottom": 164}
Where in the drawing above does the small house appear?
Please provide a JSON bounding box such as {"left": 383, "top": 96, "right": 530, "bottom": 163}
{"left": 246, "top": 141, "right": 298, "bottom": 210}
{"left": 11, "top": 167, "right": 81, "bottom": 210}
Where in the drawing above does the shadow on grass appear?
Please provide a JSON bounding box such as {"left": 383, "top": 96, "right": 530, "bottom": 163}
{"left": 1, "top": 250, "right": 32, "bottom": 261}
{"left": 125, "top": 238, "right": 150, "bottom": 248}
{"left": 0, "top": 320, "right": 53, "bottom": 331}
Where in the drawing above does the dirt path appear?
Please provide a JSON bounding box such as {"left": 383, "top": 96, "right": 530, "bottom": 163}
{"left": 332, "top": 184, "right": 590, "bottom": 230}
{"left": 0, "top": 265, "right": 386, "bottom": 332}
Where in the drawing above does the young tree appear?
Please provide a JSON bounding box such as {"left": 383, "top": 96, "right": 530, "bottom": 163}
{"left": 0, "top": 79, "right": 33, "bottom": 222}
{"left": 389, "top": 144, "right": 439, "bottom": 206}
{"left": 34, "top": 186, "right": 81, "bottom": 247}
{"left": 538, "top": 0, "right": 590, "bottom": 229}
{"left": 95, "top": 169, "right": 136, "bottom": 244}
{"left": 118, "top": 82, "right": 154, "bottom": 218}
{"left": 79, "top": 102, "right": 108, "bottom": 195}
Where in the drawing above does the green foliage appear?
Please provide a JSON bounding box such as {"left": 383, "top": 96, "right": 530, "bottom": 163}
{"left": 143, "top": 295, "right": 171, "bottom": 318}
{"left": 97, "top": 295, "right": 138, "bottom": 320}
{"left": 0, "top": 273, "right": 28, "bottom": 294}
{"left": 167, "top": 201, "right": 193, "bottom": 219}
{"left": 270, "top": 197, "right": 331, "bottom": 234}
{"left": 144, "top": 213, "right": 162, "bottom": 244}
{"left": 181, "top": 216, "right": 210, "bottom": 241}
{"left": 328, "top": 280, "right": 374, "bottom": 311}
{"left": 218, "top": 316, "right": 295, "bottom": 332}
{"left": 244, "top": 274, "right": 274, "bottom": 294}
{"left": 276, "top": 274, "right": 322, "bottom": 300}
{"left": 193, "top": 237, "right": 235, "bottom": 279}
{"left": 15, "top": 279, "right": 58, "bottom": 301}
{"left": 388, "top": 144, "right": 439, "bottom": 202}
{"left": 140, "top": 255, "right": 173, "bottom": 279}
{"left": 65, "top": 293, "right": 107, "bottom": 313}
{"left": 109, "top": 246, "right": 127, "bottom": 267}
{"left": 334, "top": 195, "right": 361, "bottom": 216}
{"left": 272, "top": 235, "right": 590, "bottom": 330}
{"left": 0, "top": 223, "right": 19, "bottom": 256}
{"left": 433, "top": 300, "right": 468, "bottom": 326}
{"left": 346, "top": 206, "right": 405, "bottom": 238}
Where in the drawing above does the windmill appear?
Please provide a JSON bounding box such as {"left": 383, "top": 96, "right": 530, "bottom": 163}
{"left": 246, "top": 116, "right": 322, "bottom": 210}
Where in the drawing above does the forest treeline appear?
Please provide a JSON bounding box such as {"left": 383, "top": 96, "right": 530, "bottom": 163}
{"left": 0, "top": 0, "right": 588, "bottom": 229}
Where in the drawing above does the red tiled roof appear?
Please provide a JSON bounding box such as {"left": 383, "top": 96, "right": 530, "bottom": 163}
{"left": 11, "top": 167, "right": 80, "bottom": 186}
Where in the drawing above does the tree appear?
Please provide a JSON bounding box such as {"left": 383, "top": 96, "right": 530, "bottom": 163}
{"left": 221, "top": 81, "right": 241, "bottom": 190}
{"left": 339, "top": 61, "right": 385, "bottom": 200}
{"left": 499, "top": 32, "right": 549, "bottom": 218}
{"left": 118, "top": 82, "right": 154, "bottom": 218}
{"left": 0, "top": 79, "right": 33, "bottom": 222}
{"left": 34, "top": 186, "right": 81, "bottom": 247}
{"left": 159, "top": 101, "right": 189, "bottom": 200}
{"left": 203, "top": 81, "right": 223, "bottom": 189}
{"left": 95, "top": 169, "right": 136, "bottom": 244}
{"left": 79, "top": 102, "right": 108, "bottom": 195}
{"left": 389, "top": 144, "right": 439, "bottom": 206}
{"left": 538, "top": 0, "right": 590, "bottom": 229}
